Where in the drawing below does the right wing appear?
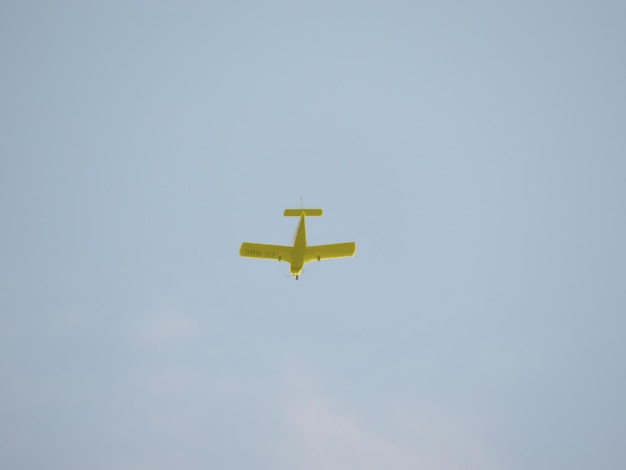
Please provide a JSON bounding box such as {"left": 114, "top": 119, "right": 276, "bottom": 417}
{"left": 304, "top": 242, "right": 356, "bottom": 263}
{"left": 240, "top": 243, "right": 292, "bottom": 263}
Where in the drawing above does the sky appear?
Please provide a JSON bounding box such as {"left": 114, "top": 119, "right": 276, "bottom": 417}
{"left": 1, "top": 1, "right": 625, "bottom": 469}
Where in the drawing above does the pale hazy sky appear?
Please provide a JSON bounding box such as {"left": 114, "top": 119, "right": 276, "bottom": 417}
{"left": 1, "top": 1, "right": 625, "bottom": 469}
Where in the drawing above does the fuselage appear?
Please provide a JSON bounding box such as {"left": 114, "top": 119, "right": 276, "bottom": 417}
{"left": 290, "top": 214, "right": 307, "bottom": 278}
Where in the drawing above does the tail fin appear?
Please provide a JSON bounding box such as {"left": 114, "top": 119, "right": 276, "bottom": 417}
{"left": 284, "top": 208, "right": 323, "bottom": 217}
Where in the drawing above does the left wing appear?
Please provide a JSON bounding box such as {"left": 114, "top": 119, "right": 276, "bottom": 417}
{"left": 240, "top": 243, "right": 292, "bottom": 263}
{"left": 304, "top": 242, "right": 356, "bottom": 263}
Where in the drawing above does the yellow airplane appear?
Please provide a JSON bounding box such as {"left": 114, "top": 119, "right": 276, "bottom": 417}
{"left": 240, "top": 208, "right": 356, "bottom": 280}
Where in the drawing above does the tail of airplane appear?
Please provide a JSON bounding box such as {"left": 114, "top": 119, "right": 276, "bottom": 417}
{"left": 284, "top": 208, "right": 323, "bottom": 217}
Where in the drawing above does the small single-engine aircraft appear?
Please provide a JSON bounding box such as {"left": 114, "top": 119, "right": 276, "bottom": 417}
{"left": 240, "top": 208, "right": 356, "bottom": 280}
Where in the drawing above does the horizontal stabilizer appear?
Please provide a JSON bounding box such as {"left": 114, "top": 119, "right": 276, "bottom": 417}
{"left": 284, "top": 208, "right": 323, "bottom": 217}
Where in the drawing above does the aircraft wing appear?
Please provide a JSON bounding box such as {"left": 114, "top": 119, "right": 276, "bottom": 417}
{"left": 305, "top": 242, "right": 356, "bottom": 263}
{"left": 240, "top": 243, "right": 292, "bottom": 263}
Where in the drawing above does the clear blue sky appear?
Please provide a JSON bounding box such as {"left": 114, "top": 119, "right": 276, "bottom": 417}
{"left": 1, "top": 1, "right": 625, "bottom": 469}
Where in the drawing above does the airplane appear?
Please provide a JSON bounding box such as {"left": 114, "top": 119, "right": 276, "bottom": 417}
{"left": 240, "top": 208, "right": 356, "bottom": 280}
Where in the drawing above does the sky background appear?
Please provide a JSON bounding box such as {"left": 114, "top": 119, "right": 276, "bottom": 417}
{"left": 1, "top": 1, "right": 625, "bottom": 469}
